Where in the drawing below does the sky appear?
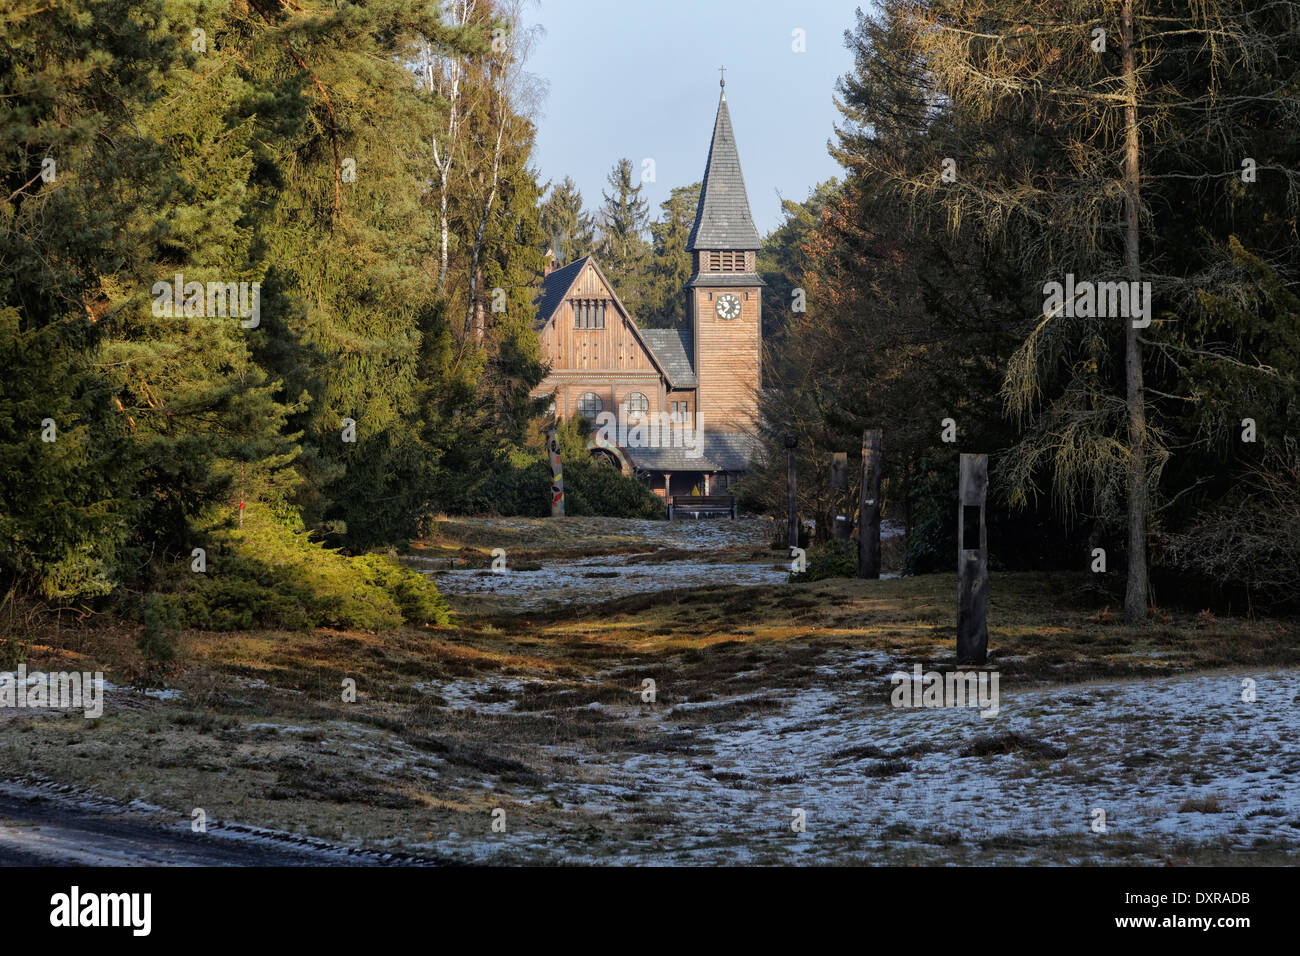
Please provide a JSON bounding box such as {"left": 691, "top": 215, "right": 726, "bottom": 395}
{"left": 525, "top": 0, "right": 865, "bottom": 238}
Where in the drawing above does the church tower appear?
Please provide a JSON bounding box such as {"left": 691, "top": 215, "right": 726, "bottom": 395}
{"left": 686, "top": 76, "right": 764, "bottom": 434}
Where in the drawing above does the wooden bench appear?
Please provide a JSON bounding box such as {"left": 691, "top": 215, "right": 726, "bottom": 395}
{"left": 668, "top": 494, "right": 737, "bottom": 520}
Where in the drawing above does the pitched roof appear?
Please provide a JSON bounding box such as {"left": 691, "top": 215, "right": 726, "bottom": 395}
{"left": 533, "top": 255, "right": 590, "bottom": 328}
{"left": 639, "top": 327, "right": 696, "bottom": 388}
{"left": 624, "top": 432, "right": 759, "bottom": 473}
{"left": 684, "top": 272, "right": 766, "bottom": 289}
{"left": 533, "top": 255, "right": 687, "bottom": 390}
{"left": 687, "top": 89, "right": 761, "bottom": 252}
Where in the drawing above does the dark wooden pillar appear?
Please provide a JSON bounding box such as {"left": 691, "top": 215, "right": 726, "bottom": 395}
{"left": 546, "top": 429, "right": 565, "bottom": 518}
{"left": 957, "top": 453, "right": 989, "bottom": 664}
{"left": 830, "top": 452, "right": 850, "bottom": 541}
{"left": 857, "top": 429, "right": 881, "bottom": 579}
{"left": 784, "top": 433, "right": 799, "bottom": 549}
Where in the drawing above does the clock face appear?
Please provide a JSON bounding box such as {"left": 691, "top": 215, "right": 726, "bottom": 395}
{"left": 716, "top": 293, "right": 742, "bottom": 320}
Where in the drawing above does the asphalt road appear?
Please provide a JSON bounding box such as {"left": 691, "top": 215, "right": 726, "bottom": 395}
{"left": 0, "top": 783, "right": 448, "bottom": 866}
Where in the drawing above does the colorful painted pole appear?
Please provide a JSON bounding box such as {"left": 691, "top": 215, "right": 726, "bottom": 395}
{"left": 546, "top": 429, "right": 565, "bottom": 517}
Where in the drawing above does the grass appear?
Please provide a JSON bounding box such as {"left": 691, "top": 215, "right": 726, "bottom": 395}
{"left": 4, "top": 563, "right": 1299, "bottom": 864}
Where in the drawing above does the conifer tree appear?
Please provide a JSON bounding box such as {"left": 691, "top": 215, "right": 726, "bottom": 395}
{"left": 854, "top": 0, "right": 1298, "bottom": 620}
{"left": 597, "top": 157, "right": 651, "bottom": 316}
{"left": 0, "top": 0, "right": 173, "bottom": 598}
{"left": 539, "top": 176, "right": 596, "bottom": 263}
{"left": 641, "top": 182, "right": 700, "bottom": 328}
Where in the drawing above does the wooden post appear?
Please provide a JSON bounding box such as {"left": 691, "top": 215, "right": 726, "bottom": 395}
{"left": 830, "top": 452, "right": 850, "bottom": 541}
{"left": 857, "top": 429, "right": 881, "bottom": 579}
{"left": 784, "top": 433, "right": 799, "bottom": 549}
{"left": 546, "top": 429, "right": 565, "bottom": 518}
{"left": 957, "top": 453, "right": 989, "bottom": 665}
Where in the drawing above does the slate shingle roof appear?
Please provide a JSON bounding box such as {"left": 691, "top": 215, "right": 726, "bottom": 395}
{"left": 638, "top": 327, "right": 696, "bottom": 388}
{"left": 684, "top": 273, "right": 766, "bottom": 289}
{"left": 533, "top": 256, "right": 590, "bottom": 328}
{"left": 624, "top": 432, "right": 758, "bottom": 473}
{"left": 687, "top": 90, "right": 762, "bottom": 252}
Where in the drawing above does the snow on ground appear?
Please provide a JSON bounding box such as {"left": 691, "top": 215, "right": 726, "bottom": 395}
{"left": 425, "top": 555, "right": 790, "bottom": 609}
{"left": 420, "top": 658, "right": 1300, "bottom": 864}
{"left": 413, "top": 677, "right": 535, "bottom": 716}
{"left": 427, "top": 514, "right": 776, "bottom": 552}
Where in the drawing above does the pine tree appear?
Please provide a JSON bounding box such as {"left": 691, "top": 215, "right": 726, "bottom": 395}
{"left": 0, "top": 0, "right": 174, "bottom": 599}
{"left": 103, "top": 24, "right": 300, "bottom": 567}
{"left": 539, "top": 176, "right": 596, "bottom": 263}
{"left": 853, "top": 0, "right": 1298, "bottom": 620}
{"left": 225, "top": 0, "right": 460, "bottom": 546}
{"left": 597, "top": 157, "right": 650, "bottom": 316}
{"left": 0, "top": 0, "right": 619, "bottom": 617}
{"left": 758, "top": 183, "right": 837, "bottom": 362}
{"left": 640, "top": 182, "right": 700, "bottom": 328}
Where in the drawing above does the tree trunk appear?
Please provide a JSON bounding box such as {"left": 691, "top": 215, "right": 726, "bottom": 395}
{"left": 420, "top": 15, "right": 465, "bottom": 292}
{"left": 786, "top": 443, "right": 799, "bottom": 550}
{"left": 857, "top": 430, "right": 881, "bottom": 579}
{"left": 462, "top": 95, "right": 507, "bottom": 344}
{"left": 439, "top": 162, "right": 451, "bottom": 289}
{"left": 1121, "top": 0, "right": 1148, "bottom": 623}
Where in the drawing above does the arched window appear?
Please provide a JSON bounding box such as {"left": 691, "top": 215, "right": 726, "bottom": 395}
{"left": 576, "top": 392, "right": 603, "bottom": 420}
{"left": 623, "top": 392, "right": 649, "bottom": 419}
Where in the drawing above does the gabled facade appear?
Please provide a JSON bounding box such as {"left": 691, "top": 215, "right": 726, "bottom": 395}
{"left": 533, "top": 255, "right": 695, "bottom": 428}
{"left": 532, "top": 79, "right": 762, "bottom": 498}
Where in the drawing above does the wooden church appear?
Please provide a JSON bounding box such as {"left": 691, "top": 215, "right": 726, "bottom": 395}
{"left": 532, "top": 78, "right": 763, "bottom": 500}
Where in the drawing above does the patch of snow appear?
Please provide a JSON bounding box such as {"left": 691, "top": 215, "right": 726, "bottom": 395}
{"left": 426, "top": 662, "right": 1300, "bottom": 865}
{"left": 426, "top": 559, "right": 789, "bottom": 610}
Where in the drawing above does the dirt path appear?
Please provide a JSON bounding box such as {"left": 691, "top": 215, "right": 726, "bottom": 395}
{"left": 0, "top": 783, "right": 446, "bottom": 866}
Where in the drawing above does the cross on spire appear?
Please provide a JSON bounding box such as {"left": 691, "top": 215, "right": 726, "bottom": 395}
{"left": 719, "top": 65, "right": 726, "bottom": 88}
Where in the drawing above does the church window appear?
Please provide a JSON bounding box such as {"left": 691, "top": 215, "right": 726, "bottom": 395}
{"left": 624, "top": 392, "right": 649, "bottom": 418}
{"left": 573, "top": 300, "right": 607, "bottom": 329}
{"left": 577, "top": 392, "right": 603, "bottom": 420}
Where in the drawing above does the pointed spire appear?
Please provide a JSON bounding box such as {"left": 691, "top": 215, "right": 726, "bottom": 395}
{"left": 687, "top": 84, "right": 760, "bottom": 253}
